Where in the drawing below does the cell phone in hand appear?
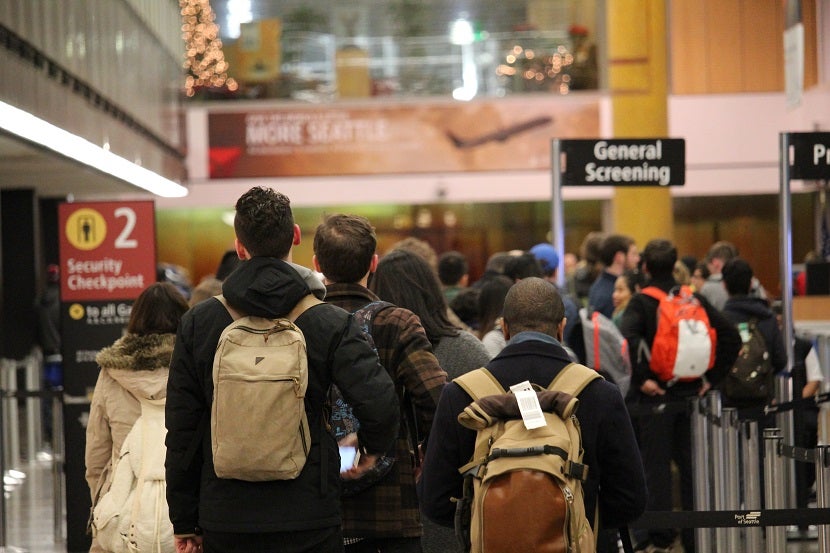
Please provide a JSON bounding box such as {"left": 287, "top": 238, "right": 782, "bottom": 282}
{"left": 339, "top": 446, "right": 358, "bottom": 473}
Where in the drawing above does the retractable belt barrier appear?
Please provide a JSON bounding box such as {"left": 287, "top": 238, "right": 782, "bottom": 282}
{"left": 0, "top": 352, "right": 66, "bottom": 548}
{"left": 626, "top": 389, "right": 830, "bottom": 553}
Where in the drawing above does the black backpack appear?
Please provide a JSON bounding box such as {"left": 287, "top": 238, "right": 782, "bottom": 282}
{"left": 330, "top": 301, "right": 422, "bottom": 496}
{"left": 724, "top": 318, "right": 774, "bottom": 400}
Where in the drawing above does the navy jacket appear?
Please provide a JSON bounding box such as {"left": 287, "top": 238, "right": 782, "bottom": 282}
{"left": 419, "top": 336, "right": 647, "bottom": 531}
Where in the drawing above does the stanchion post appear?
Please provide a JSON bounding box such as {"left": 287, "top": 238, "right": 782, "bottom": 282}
{"left": 52, "top": 390, "right": 65, "bottom": 543}
{"left": 25, "top": 351, "right": 42, "bottom": 460}
{"left": 4, "top": 361, "right": 20, "bottom": 471}
{"left": 816, "top": 446, "right": 830, "bottom": 553}
{"left": 708, "top": 391, "right": 728, "bottom": 551}
{"left": 764, "top": 427, "right": 786, "bottom": 553}
{"left": 742, "top": 420, "right": 763, "bottom": 553}
{"left": 0, "top": 377, "right": 6, "bottom": 548}
{"left": 722, "top": 408, "right": 741, "bottom": 551}
{"left": 691, "top": 396, "right": 713, "bottom": 551}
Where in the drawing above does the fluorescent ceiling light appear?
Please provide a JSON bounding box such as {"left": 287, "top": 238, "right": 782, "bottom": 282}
{"left": 0, "top": 100, "right": 188, "bottom": 198}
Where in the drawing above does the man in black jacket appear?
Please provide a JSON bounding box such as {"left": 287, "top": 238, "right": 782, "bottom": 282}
{"left": 621, "top": 239, "right": 740, "bottom": 553}
{"left": 420, "top": 277, "right": 647, "bottom": 551}
{"left": 165, "top": 187, "right": 399, "bottom": 553}
{"left": 721, "top": 257, "right": 787, "bottom": 409}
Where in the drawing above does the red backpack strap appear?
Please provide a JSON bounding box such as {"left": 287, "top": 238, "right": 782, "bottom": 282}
{"left": 640, "top": 286, "right": 666, "bottom": 301}
{"left": 591, "top": 311, "right": 601, "bottom": 371}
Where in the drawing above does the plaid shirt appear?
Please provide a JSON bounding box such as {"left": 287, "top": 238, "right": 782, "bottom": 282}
{"left": 325, "top": 283, "right": 448, "bottom": 538}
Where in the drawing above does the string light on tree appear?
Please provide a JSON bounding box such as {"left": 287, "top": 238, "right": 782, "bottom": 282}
{"left": 180, "top": 0, "right": 238, "bottom": 97}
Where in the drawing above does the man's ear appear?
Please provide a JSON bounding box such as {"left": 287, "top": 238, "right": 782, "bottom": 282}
{"left": 557, "top": 319, "right": 567, "bottom": 342}
{"left": 234, "top": 238, "right": 250, "bottom": 260}
{"left": 369, "top": 254, "right": 379, "bottom": 274}
{"left": 293, "top": 224, "right": 301, "bottom": 246}
{"left": 501, "top": 318, "right": 510, "bottom": 341}
{"left": 312, "top": 255, "right": 321, "bottom": 273}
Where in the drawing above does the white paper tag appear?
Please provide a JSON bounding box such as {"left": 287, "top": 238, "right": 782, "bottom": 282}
{"left": 514, "top": 388, "right": 547, "bottom": 430}
{"left": 510, "top": 381, "right": 534, "bottom": 394}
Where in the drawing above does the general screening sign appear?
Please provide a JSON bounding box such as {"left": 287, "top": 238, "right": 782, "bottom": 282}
{"left": 58, "top": 201, "right": 157, "bottom": 301}
{"left": 560, "top": 138, "right": 685, "bottom": 186}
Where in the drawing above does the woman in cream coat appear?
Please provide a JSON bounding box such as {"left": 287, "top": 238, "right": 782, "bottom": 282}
{"left": 84, "top": 282, "right": 188, "bottom": 553}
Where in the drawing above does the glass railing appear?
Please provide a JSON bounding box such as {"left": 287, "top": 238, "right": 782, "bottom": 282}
{"left": 190, "top": 29, "right": 599, "bottom": 102}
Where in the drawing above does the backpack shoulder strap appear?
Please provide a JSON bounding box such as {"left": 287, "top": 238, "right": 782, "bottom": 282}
{"left": 215, "top": 293, "right": 323, "bottom": 323}
{"left": 454, "top": 368, "right": 506, "bottom": 401}
{"left": 640, "top": 286, "right": 666, "bottom": 301}
{"left": 548, "top": 362, "right": 602, "bottom": 397}
{"left": 286, "top": 294, "right": 324, "bottom": 322}
{"left": 215, "top": 294, "right": 243, "bottom": 320}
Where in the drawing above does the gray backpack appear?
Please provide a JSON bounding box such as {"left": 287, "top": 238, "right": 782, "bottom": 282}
{"left": 579, "top": 308, "right": 631, "bottom": 398}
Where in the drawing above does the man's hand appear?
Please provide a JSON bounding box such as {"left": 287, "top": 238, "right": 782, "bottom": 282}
{"left": 340, "top": 452, "right": 379, "bottom": 480}
{"left": 338, "top": 433, "right": 359, "bottom": 448}
{"left": 175, "top": 535, "right": 203, "bottom": 553}
{"left": 698, "top": 379, "right": 712, "bottom": 397}
{"left": 640, "top": 379, "right": 665, "bottom": 397}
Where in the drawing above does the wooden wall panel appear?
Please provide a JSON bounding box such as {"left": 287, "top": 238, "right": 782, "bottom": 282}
{"left": 704, "top": 1, "right": 744, "bottom": 92}
{"left": 670, "top": 0, "right": 817, "bottom": 94}
{"left": 670, "top": 0, "right": 708, "bottom": 93}
{"left": 740, "top": 0, "right": 784, "bottom": 91}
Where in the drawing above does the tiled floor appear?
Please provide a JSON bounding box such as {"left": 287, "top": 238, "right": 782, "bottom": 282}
{"left": 0, "top": 456, "right": 824, "bottom": 553}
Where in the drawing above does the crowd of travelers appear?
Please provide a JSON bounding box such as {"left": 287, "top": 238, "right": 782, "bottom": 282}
{"left": 81, "top": 186, "right": 823, "bottom": 553}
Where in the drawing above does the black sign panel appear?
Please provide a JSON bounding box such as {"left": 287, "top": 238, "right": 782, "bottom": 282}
{"left": 788, "top": 132, "right": 830, "bottom": 180}
{"left": 60, "top": 299, "right": 132, "bottom": 552}
{"left": 560, "top": 138, "right": 685, "bottom": 186}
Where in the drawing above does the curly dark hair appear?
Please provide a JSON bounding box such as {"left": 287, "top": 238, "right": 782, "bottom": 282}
{"left": 233, "top": 187, "right": 295, "bottom": 258}
{"left": 313, "top": 214, "right": 377, "bottom": 283}
{"left": 502, "top": 277, "right": 564, "bottom": 337}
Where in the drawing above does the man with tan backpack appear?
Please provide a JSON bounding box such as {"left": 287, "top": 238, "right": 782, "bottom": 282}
{"left": 419, "top": 277, "right": 646, "bottom": 552}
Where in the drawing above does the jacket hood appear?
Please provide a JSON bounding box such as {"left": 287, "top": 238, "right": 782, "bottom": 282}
{"left": 95, "top": 333, "right": 175, "bottom": 400}
{"left": 222, "top": 257, "right": 326, "bottom": 318}
{"left": 724, "top": 296, "right": 774, "bottom": 320}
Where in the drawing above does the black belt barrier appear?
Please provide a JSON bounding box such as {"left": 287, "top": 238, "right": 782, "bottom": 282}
{"left": 632, "top": 507, "right": 830, "bottom": 529}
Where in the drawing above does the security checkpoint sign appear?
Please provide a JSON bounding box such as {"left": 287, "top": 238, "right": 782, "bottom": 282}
{"left": 560, "top": 138, "right": 685, "bottom": 186}
{"left": 58, "top": 201, "right": 156, "bottom": 301}
{"left": 788, "top": 132, "right": 830, "bottom": 180}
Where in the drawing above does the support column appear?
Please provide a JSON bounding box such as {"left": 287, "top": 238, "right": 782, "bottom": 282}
{"left": 607, "top": 1, "right": 673, "bottom": 244}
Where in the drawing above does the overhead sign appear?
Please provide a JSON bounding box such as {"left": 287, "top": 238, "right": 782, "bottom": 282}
{"left": 788, "top": 132, "right": 830, "bottom": 180}
{"left": 559, "top": 138, "right": 685, "bottom": 186}
{"left": 58, "top": 201, "right": 157, "bottom": 301}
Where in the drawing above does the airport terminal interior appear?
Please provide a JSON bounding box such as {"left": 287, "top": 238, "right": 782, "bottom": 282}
{"left": 1, "top": 0, "right": 830, "bottom": 552}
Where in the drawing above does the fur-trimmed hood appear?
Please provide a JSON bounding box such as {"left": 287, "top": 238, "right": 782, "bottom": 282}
{"left": 95, "top": 333, "right": 175, "bottom": 401}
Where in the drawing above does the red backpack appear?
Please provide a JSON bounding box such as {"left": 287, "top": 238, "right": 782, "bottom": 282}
{"left": 640, "top": 285, "right": 717, "bottom": 382}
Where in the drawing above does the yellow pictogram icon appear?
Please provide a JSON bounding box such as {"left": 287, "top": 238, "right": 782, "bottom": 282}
{"left": 68, "top": 303, "right": 85, "bottom": 320}
{"left": 65, "top": 208, "right": 106, "bottom": 250}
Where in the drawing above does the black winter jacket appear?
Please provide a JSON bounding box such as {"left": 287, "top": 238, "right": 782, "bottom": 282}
{"left": 165, "top": 257, "right": 399, "bottom": 536}
{"left": 620, "top": 277, "right": 741, "bottom": 397}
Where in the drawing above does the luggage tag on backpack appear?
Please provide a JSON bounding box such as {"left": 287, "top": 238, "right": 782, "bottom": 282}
{"left": 510, "top": 381, "right": 547, "bottom": 430}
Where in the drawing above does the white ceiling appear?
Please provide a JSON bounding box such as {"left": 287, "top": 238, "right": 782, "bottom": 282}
{"left": 0, "top": 131, "right": 153, "bottom": 200}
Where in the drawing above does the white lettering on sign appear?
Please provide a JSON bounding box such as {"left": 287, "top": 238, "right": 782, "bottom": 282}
{"left": 584, "top": 162, "right": 672, "bottom": 186}
{"left": 815, "top": 144, "right": 829, "bottom": 165}
{"left": 594, "top": 140, "right": 663, "bottom": 161}
{"left": 67, "top": 258, "right": 123, "bottom": 275}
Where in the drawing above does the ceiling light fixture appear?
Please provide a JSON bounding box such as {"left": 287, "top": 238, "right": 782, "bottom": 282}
{"left": 0, "top": 100, "right": 188, "bottom": 198}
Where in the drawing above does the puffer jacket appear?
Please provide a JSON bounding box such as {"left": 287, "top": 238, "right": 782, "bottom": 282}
{"left": 164, "top": 257, "right": 399, "bottom": 536}
{"left": 85, "top": 333, "right": 174, "bottom": 502}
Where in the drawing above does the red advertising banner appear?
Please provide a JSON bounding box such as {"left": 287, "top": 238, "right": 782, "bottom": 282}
{"left": 58, "top": 201, "right": 157, "bottom": 301}
{"left": 208, "top": 98, "right": 600, "bottom": 178}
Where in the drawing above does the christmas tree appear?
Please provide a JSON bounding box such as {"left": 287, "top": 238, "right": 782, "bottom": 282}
{"left": 180, "top": 0, "right": 237, "bottom": 97}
